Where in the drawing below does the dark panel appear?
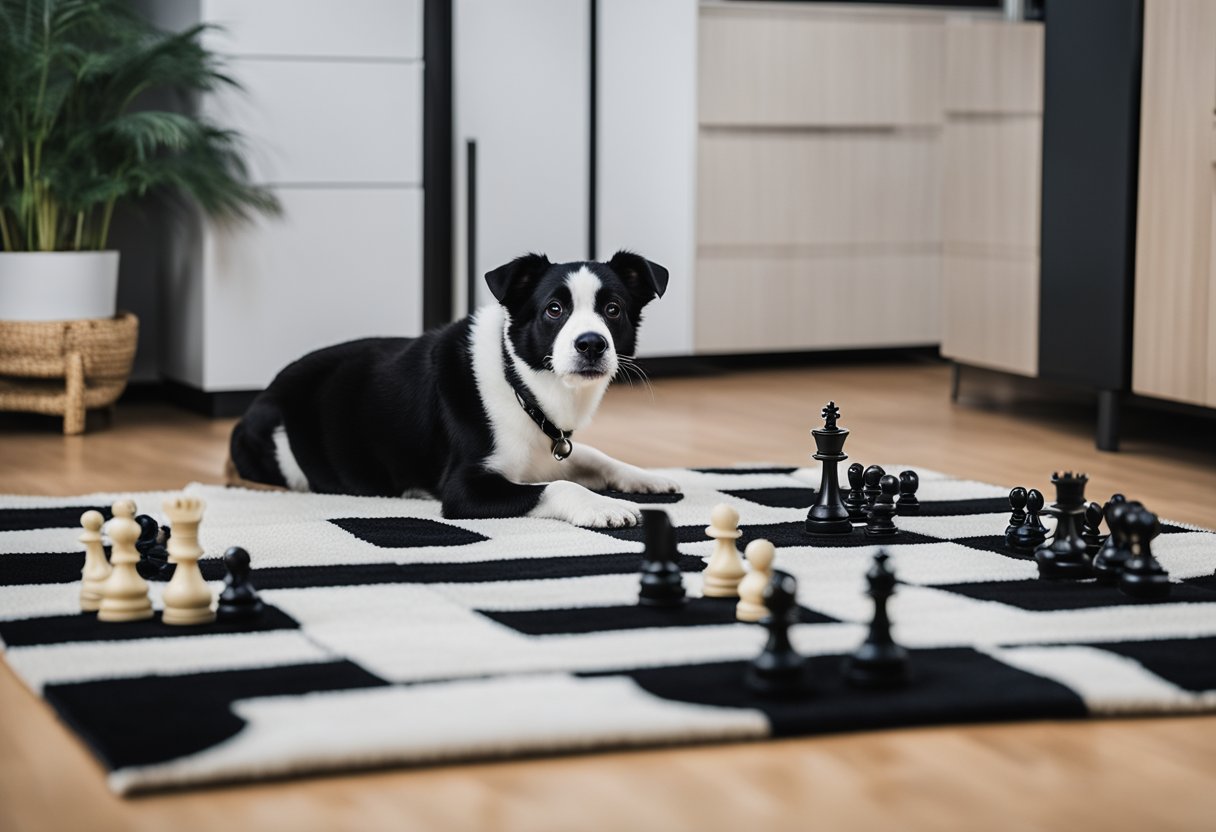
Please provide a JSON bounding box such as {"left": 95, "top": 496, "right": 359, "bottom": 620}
{"left": 423, "top": 0, "right": 454, "bottom": 329}
{"left": 1039, "top": 0, "right": 1143, "bottom": 389}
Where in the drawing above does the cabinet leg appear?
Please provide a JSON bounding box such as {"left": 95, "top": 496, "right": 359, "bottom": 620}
{"left": 950, "top": 362, "right": 962, "bottom": 403}
{"left": 1096, "top": 389, "right": 1120, "bottom": 452}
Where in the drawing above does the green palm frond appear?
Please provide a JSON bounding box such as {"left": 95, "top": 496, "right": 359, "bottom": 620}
{"left": 0, "top": 0, "right": 278, "bottom": 252}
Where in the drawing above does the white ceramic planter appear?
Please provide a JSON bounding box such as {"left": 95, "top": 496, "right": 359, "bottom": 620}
{"left": 0, "top": 251, "right": 120, "bottom": 321}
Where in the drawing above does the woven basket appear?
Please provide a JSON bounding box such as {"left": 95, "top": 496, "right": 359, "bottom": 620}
{"left": 0, "top": 312, "right": 139, "bottom": 434}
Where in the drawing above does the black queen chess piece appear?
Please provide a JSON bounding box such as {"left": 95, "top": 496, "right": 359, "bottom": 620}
{"left": 216, "top": 546, "right": 265, "bottom": 622}
{"left": 804, "top": 401, "right": 853, "bottom": 535}
{"left": 744, "top": 570, "right": 805, "bottom": 697}
{"left": 843, "top": 551, "right": 911, "bottom": 689}
{"left": 1034, "top": 472, "right": 1093, "bottom": 580}
{"left": 638, "top": 509, "right": 686, "bottom": 609}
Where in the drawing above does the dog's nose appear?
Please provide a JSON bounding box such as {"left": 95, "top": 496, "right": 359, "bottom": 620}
{"left": 574, "top": 332, "right": 608, "bottom": 357}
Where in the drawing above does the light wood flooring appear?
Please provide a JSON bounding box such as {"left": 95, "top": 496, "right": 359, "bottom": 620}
{"left": 1, "top": 361, "right": 1214, "bottom": 832}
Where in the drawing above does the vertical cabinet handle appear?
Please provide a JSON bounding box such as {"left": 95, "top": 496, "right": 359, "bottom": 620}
{"left": 465, "top": 139, "right": 478, "bottom": 316}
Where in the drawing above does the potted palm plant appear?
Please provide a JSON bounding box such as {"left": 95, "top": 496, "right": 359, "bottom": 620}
{"left": 0, "top": 0, "right": 278, "bottom": 321}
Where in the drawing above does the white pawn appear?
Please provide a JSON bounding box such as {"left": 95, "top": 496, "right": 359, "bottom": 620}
{"left": 97, "top": 500, "right": 153, "bottom": 622}
{"left": 736, "top": 539, "right": 776, "bottom": 622}
{"left": 79, "top": 509, "right": 113, "bottom": 612}
{"left": 703, "top": 503, "right": 746, "bottom": 598}
{"left": 162, "top": 495, "right": 215, "bottom": 626}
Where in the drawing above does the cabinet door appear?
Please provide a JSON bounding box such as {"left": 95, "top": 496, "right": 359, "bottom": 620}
{"left": 1132, "top": 0, "right": 1216, "bottom": 406}
{"left": 453, "top": 0, "right": 589, "bottom": 312}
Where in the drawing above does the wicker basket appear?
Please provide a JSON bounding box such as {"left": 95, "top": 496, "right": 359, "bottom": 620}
{"left": 0, "top": 312, "right": 139, "bottom": 434}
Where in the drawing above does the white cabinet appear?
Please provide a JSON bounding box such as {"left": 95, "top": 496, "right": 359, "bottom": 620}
{"left": 148, "top": 2, "right": 425, "bottom": 392}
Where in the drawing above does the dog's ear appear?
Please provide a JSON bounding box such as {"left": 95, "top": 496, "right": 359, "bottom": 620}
{"left": 607, "top": 250, "right": 669, "bottom": 306}
{"left": 485, "top": 253, "right": 551, "bottom": 304}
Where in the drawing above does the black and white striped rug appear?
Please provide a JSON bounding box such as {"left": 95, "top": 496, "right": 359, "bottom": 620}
{"left": 1, "top": 466, "right": 1214, "bottom": 795}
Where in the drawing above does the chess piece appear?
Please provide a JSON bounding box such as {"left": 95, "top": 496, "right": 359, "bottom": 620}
{"left": 638, "top": 509, "right": 686, "bottom": 608}
{"left": 703, "top": 503, "right": 746, "bottom": 597}
{"left": 896, "top": 470, "right": 920, "bottom": 515}
{"left": 862, "top": 465, "right": 885, "bottom": 509}
{"left": 1035, "top": 472, "right": 1093, "bottom": 580}
{"left": 1081, "top": 502, "right": 1104, "bottom": 558}
{"left": 161, "top": 495, "right": 215, "bottom": 626}
{"left": 744, "top": 570, "right": 805, "bottom": 697}
{"left": 1005, "top": 487, "right": 1028, "bottom": 535}
{"left": 216, "top": 546, "right": 265, "bottom": 622}
{"left": 97, "top": 500, "right": 154, "bottom": 622}
{"left": 1008, "top": 488, "right": 1048, "bottom": 556}
{"left": 843, "top": 462, "right": 868, "bottom": 523}
{"left": 78, "top": 510, "right": 112, "bottom": 613}
{"left": 804, "top": 401, "right": 853, "bottom": 535}
{"left": 135, "top": 514, "right": 174, "bottom": 581}
{"left": 843, "top": 551, "right": 910, "bottom": 689}
{"left": 1119, "top": 506, "right": 1171, "bottom": 601}
{"left": 864, "top": 475, "right": 899, "bottom": 538}
{"left": 1093, "top": 498, "right": 1135, "bottom": 583}
{"left": 736, "top": 539, "right": 776, "bottom": 622}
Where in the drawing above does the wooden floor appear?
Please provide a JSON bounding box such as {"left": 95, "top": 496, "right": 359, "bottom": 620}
{"left": 1, "top": 361, "right": 1214, "bottom": 832}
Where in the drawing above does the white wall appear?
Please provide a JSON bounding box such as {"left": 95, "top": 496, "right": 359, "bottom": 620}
{"left": 597, "top": 0, "right": 698, "bottom": 357}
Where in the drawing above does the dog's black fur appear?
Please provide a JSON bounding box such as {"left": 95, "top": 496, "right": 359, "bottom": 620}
{"left": 229, "top": 251, "right": 668, "bottom": 522}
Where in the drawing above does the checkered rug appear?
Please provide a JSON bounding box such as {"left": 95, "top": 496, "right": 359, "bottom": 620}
{"left": 1, "top": 466, "right": 1214, "bottom": 795}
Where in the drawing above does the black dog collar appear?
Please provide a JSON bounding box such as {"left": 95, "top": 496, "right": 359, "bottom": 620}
{"left": 501, "top": 337, "right": 574, "bottom": 461}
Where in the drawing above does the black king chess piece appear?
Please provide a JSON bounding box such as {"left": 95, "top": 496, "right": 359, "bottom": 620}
{"left": 843, "top": 551, "right": 911, "bottom": 689}
{"left": 1119, "top": 505, "right": 1171, "bottom": 601}
{"left": 864, "top": 475, "right": 900, "bottom": 538}
{"left": 844, "top": 462, "right": 868, "bottom": 523}
{"left": 216, "top": 546, "right": 265, "bottom": 622}
{"left": 745, "top": 570, "right": 805, "bottom": 697}
{"left": 896, "top": 470, "right": 920, "bottom": 515}
{"left": 1008, "top": 489, "right": 1048, "bottom": 556}
{"left": 804, "top": 401, "right": 853, "bottom": 535}
{"left": 1093, "top": 496, "right": 1134, "bottom": 583}
{"left": 1035, "top": 472, "right": 1093, "bottom": 580}
{"left": 638, "top": 509, "right": 686, "bottom": 608}
{"left": 134, "top": 514, "right": 174, "bottom": 581}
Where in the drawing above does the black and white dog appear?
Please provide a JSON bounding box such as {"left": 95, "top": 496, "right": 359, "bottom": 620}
{"left": 228, "top": 251, "right": 678, "bottom": 528}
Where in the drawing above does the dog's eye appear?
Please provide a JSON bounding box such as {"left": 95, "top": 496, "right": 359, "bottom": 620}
{"left": 604, "top": 302, "right": 621, "bottom": 319}
{"left": 545, "top": 301, "right": 563, "bottom": 319}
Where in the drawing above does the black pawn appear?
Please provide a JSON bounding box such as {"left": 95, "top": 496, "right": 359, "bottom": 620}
{"left": 896, "top": 470, "right": 920, "bottom": 516}
{"left": 1092, "top": 498, "right": 1135, "bottom": 583}
{"left": 745, "top": 570, "right": 805, "bottom": 697}
{"left": 843, "top": 551, "right": 910, "bottom": 689}
{"left": 216, "top": 546, "right": 264, "bottom": 622}
{"left": 134, "top": 514, "right": 174, "bottom": 581}
{"left": 862, "top": 465, "right": 885, "bottom": 509}
{"left": 1119, "top": 506, "right": 1171, "bottom": 601}
{"left": 804, "top": 401, "right": 853, "bottom": 535}
{"left": 864, "top": 475, "right": 899, "bottom": 538}
{"left": 844, "top": 462, "right": 868, "bottom": 523}
{"left": 1008, "top": 488, "right": 1048, "bottom": 556}
{"left": 1035, "top": 471, "right": 1093, "bottom": 580}
{"left": 1005, "top": 487, "right": 1028, "bottom": 536}
{"left": 1081, "top": 502, "right": 1104, "bottom": 557}
{"left": 638, "top": 509, "right": 686, "bottom": 608}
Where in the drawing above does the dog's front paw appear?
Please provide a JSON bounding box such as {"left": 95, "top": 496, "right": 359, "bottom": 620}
{"left": 609, "top": 468, "right": 681, "bottom": 495}
{"left": 533, "top": 481, "right": 642, "bottom": 528}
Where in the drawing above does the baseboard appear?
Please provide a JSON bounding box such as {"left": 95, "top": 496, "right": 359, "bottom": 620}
{"left": 121, "top": 381, "right": 260, "bottom": 418}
